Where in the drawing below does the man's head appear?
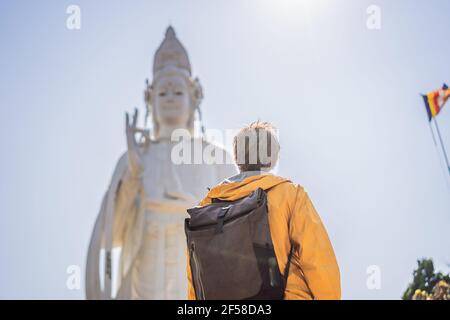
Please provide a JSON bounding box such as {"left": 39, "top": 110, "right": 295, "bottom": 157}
{"left": 233, "top": 121, "right": 280, "bottom": 172}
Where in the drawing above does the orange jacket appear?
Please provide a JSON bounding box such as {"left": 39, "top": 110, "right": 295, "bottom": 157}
{"left": 186, "top": 173, "right": 341, "bottom": 300}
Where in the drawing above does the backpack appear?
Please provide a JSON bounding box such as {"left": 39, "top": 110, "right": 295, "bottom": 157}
{"left": 184, "top": 187, "right": 292, "bottom": 300}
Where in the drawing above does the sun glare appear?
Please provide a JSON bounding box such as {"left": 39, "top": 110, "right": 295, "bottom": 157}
{"left": 258, "top": 0, "right": 325, "bottom": 20}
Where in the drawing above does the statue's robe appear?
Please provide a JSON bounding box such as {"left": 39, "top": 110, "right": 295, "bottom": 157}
{"left": 86, "top": 138, "right": 236, "bottom": 299}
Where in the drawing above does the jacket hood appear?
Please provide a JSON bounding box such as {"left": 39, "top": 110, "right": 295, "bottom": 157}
{"left": 206, "top": 174, "right": 290, "bottom": 201}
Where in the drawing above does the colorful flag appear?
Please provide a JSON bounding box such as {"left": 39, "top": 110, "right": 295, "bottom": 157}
{"left": 422, "top": 84, "right": 450, "bottom": 121}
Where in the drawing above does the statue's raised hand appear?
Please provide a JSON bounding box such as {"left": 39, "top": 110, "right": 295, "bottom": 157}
{"left": 125, "top": 108, "right": 143, "bottom": 177}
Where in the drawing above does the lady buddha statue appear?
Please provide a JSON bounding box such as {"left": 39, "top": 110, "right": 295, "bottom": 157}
{"left": 85, "top": 26, "right": 236, "bottom": 299}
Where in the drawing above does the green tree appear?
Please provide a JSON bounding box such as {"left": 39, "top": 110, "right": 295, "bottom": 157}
{"left": 402, "top": 258, "right": 450, "bottom": 300}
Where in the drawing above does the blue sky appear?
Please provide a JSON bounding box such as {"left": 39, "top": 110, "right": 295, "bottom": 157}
{"left": 0, "top": 0, "right": 449, "bottom": 299}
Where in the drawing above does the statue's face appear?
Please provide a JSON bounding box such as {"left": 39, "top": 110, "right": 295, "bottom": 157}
{"left": 153, "top": 74, "right": 191, "bottom": 128}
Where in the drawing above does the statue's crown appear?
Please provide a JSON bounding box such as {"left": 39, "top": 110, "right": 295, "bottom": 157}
{"left": 153, "top": 26, "right": 191, "bottom": 77}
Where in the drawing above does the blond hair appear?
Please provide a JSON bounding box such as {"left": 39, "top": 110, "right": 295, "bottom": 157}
{"left": 233, "top": 121, "right": 280, "bottom": 172}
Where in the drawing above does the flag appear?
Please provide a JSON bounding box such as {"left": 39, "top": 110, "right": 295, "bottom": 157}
{"left": 422, "top": 83, "right": 450, "bottom": 121}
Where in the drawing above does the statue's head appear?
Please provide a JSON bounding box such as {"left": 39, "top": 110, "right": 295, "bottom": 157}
{"left": 145, "top": 26, "right": 203, "bottom": 139}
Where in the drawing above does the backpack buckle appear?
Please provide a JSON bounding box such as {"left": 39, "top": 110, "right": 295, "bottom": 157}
{"left": 215, "top": 206, "right": 230, "bottom": 234}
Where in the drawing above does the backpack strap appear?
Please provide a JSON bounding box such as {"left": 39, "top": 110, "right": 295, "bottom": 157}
{"left": 282, "top": 245, "right": 294, "bottom": 292}
{"left": 262, "top": 185, "right": 293, "bottom": 294}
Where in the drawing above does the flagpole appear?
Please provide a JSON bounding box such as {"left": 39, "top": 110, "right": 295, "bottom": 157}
{"left": 432, "top": 117, "right": 450, "bottom": 175}
{"left": 429, "top": 122, "right": 438, "bottom": 146}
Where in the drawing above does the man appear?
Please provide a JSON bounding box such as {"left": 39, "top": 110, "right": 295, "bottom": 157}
{"left": 186, "top": 121, "right": 341, "bottom": 300}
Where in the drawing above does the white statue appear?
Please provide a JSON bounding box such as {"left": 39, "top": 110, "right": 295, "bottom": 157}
{"left": 85, "top": 26, "right": 237, "bottom": 300}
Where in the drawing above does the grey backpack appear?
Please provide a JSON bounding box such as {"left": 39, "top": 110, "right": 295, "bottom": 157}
{"left": 185, "top": 187, "right": 292, "bottom": 300}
